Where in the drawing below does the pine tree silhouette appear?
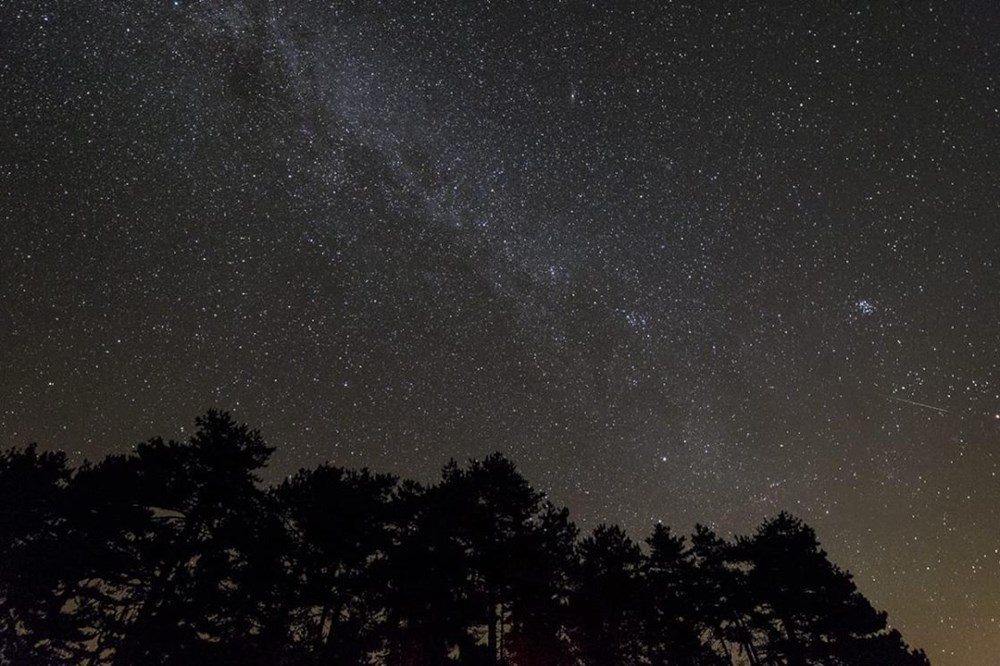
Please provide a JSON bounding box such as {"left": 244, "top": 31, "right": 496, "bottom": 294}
{"left": 0, "top": 414, "right": 931, "bottom": 666}
{"left": 735, "top": 512, "right": 929, "bottom": 666}
{"left": 0, "top": 445, "right": 78, "bottom": 663}
{"left": 568, "top": 524, "right": 644, "bottom": 665}
{"left": 644, "top": 523, "right": 728, "bottom": 665}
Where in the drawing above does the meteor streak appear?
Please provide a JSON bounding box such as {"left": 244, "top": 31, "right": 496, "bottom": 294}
{"left": 879, "top": 393, "right": 952, "bottom": 415}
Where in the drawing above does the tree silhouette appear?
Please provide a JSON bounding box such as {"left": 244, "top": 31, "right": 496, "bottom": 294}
{"left": 61, "top": 451, "right": 164, "bottom": 661}
{"left": 383, "top": 477, "right": 472, "bottom": 664}
{"left": 643, "top": 523, "right": 728, "bottom": 665}
{"left": 503, "top": 503, "right": 577, "bottom": 666}
{"left": 0, "top": 444, "right": 78, "bottom": 663}
{"left": 272, "top": 463, "right": 397, "bottom": 663}
{"left": 735, "top": 512, "right": 929, "bottom": 666}
{"left": 689, "top": 524, "right": 762, "bottom": 664}
{"left": 1, "top": 413, "right": 932, "bottom": 666}
{"left": 384, "top": 454, "right": 563, "bottom": 665}
{"left": 568, "top": 524, "right": 644, "bottom": 665}
{"left": 441, "top": 454, "right": 547, "bottom": 662}
{"left": 90, "top": 411, "right": 277, "bottom": 665}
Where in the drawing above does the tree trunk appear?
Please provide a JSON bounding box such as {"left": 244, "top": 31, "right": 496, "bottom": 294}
{"left": 487, "top": 588, "right": 498, "bottom": 663}
{"left": 317, "top": 604, "right": 331, "bottom": 644}
{"left": 733, "top": 617, "right": 760, "bottom": 666}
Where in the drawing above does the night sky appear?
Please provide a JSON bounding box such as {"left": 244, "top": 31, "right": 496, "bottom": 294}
{"left": 2, "top": 2, "right": 999, "bottom": 662}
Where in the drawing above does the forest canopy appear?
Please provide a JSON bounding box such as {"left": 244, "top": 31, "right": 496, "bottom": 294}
{"left": 0, "top": 411, "right": 929, "bottom": 665}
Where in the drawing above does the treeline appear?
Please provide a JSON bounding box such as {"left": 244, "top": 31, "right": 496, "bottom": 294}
{"left": 2, "top": 411, "right": 927, "bottom": 665}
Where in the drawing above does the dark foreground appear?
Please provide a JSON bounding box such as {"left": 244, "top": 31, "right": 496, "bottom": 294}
{"left": 1, "top": 411, "right": 928, "bottom": 665}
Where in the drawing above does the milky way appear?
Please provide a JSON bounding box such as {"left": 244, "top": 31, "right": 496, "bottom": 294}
{"left": 2, "top": 3, "right": 999, "bottom": 662}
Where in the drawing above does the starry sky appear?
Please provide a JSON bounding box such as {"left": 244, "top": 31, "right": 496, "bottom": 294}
{"left": 2, "top": 1, "right": 999, "bottom": 662}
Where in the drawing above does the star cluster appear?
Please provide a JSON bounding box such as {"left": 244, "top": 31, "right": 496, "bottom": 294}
{"left": 2, "top": 2, "right": 999, "bottom": 662}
